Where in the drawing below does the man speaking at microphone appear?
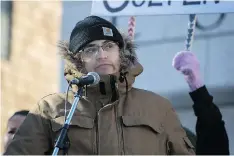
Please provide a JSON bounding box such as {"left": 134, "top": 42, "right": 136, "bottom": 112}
{"left": 4, "top": 16, "right": 228, "bottom": 155}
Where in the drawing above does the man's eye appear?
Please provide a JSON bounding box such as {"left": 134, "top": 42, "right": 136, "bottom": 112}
{"left": 104, "top": 43, "right": 114, "bottom": 49}
{"left": 8, "top": 130, "right": 16, "bottom": 134}
{"left": 86, "top": 48, "right": 96, "bottom": 53}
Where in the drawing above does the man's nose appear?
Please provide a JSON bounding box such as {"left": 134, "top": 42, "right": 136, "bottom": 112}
{"left": 96, "top": 47, "right": 107, "bottom": 59}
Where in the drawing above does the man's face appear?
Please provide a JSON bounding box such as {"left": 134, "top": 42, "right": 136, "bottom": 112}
{"left": 81, "top": 40, "right": 120, "bottom": 75}
{"left": 4, "top": 115, "right": 26, "bottom": 150}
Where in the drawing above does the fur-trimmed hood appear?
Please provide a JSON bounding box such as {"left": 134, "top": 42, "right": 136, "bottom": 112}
{"left": 58, "top": 33, "right": 143, "bottom": 89}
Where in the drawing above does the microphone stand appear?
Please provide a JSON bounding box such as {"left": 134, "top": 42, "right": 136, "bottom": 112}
{"left": 52, "top": 87, "right": 83, "bottom": 155}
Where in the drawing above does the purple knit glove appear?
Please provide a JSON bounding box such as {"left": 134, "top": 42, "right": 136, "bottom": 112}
{"left": 172, "top": 51, "right": 204, "bottom": 91}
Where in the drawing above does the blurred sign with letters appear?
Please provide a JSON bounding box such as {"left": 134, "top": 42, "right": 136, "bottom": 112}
{"left": 91, "top": 0, "right": 234, "bottom": 16}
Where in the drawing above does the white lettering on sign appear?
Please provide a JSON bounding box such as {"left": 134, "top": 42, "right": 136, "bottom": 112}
{"left": 91, "top": 0, "right": 234, "bottom": 16}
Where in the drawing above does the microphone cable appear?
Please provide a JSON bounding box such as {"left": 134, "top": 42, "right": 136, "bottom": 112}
{"left": 64, "top": 81, "right": 72, "bottom": 122}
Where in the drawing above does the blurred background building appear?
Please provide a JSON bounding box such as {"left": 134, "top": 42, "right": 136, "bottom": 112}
{"left": 1, "top": 0, "right": 234, "bottom": 153}
{"left": 1, "top": 1, "right": 62, "bottom": 152}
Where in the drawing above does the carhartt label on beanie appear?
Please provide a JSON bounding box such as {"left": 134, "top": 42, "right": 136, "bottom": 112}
{"left": 102, "top": 27, "right": 113, "bottom": 37}
{"left": 69, "top": 16, "right": 123, "bottom": 54}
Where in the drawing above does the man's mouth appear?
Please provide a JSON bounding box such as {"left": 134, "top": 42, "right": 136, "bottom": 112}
{"left": 95, "top": 64, "right": 112, "bottom": 69}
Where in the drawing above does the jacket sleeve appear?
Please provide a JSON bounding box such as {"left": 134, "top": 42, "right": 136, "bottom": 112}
{"left": 4, "top": 99, "right": 52, "bottom": 155}
{"left": 164, "top": 104, "right": 195, "bottom": 155}
{"left": 189, "top": 85, "right": 229, "bottom": 155}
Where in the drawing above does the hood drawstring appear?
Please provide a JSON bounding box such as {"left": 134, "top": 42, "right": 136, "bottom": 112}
{"left": 110, "top": 75, "right": 117, "bottom": 102}
{"left": 85, "top": 85, "right": 87, "bottom": 97}
{"left": 119, "top": 72, "right": 129, "bottom": 104}
{"left": 81, "top": 72, "right": 129, "bottom": 104}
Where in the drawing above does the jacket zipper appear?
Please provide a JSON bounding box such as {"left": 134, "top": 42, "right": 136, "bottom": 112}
{"left": 114, "top": 105, "right": 120, "bottom": 154}
{"left": 96, "top": 104, "right": 113, "bottom": 154}
{"left": 95, "top": 112, "right": 99, "bottom": 154}
{"left": 115, "top": 104, "right": 124, "bottom": 155}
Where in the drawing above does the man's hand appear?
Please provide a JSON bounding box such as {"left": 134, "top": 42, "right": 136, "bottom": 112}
{"left": 172, "top": 51, "right": 204, "bottom": 91}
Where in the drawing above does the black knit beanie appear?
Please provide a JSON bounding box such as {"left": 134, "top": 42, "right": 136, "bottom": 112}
{"left": 69, "top": 16, "right": 124, "bottom": 54}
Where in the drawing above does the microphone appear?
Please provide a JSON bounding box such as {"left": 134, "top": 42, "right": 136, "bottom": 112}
{"left": 70, "top": 72, "right": 100, "bottom": 86}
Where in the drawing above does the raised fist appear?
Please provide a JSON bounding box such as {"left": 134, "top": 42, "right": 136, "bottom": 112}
{"left": 172, "top": 51, "right": 204, "bottom": 91}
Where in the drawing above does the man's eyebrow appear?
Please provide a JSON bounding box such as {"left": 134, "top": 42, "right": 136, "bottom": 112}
{"left": 85, "top": 40, "right": 112, "bottom": 48}
{"left": 8, "top": 127, "right": 17, "bottom": 132}
{"left": 103, "top": 40, "right": 112, "bottom": 44}
{"left": 85, "top": 44, "right": 96, "bottom": 48}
